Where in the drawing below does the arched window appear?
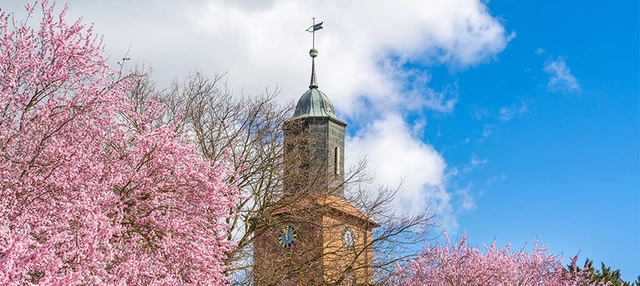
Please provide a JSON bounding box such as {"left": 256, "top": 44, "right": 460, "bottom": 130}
{"left": 334, "top": 146, "right": 340, "bottom": 175}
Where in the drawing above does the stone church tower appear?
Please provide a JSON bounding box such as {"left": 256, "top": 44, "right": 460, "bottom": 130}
{"left": 253, "top": 30, "right": 377, "bottom": 285}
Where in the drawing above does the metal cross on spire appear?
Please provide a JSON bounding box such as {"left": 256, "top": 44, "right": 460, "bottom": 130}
{"left": 306, "top": 18, "right": 323, "bottom": 89}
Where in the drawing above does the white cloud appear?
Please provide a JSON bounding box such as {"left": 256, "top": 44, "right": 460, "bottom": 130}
{"left": 470, "top": 154, "right": 488, "bottom": 167}
{"left": 486, "top": 173, "right": 507, "bottom": 186}
{"left": 498, "top": 107, "right": 516, "bottom": 122}
{"left": 461, "top": 153, "right": 487, "bottom": 173}
{"left": 499, "top": 99, "right": 528, "bottom": 122}
{"left": 471, "top": 107, "right": 490, "bottom": 121}
{"left": 481, "top": 124, "right": 495, "bottom": 140}
{"left": 534, "top": 47, "right": 546, "bottom": 54}
{"left": 346, "top": 114, "right": 455, "bottom": 227}
{"left": 455, "top": 185, "right": 476, "bottom": 212}
{"left": 2, "top": 0, "right": 512, "bottom": 115}
{"left": 543, "top": 56, "right": 581, "bottom": 94}
{"left": 376, "top": 61, "right": 459, "bottom": 114}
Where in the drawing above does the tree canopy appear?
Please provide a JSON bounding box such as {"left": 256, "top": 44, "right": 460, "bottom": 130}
{"left": 0, "top": 2, "right": 238, "bottom": 284}
{"left": 572, "top": 259, "right": 640, "bottom": 286}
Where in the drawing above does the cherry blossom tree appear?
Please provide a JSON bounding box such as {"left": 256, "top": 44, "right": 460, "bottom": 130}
{"left": 0, "top": 1, "right": 238, "bottom": 285}
{"left": 394, "top": 233, "right": 608, "bottom": 286}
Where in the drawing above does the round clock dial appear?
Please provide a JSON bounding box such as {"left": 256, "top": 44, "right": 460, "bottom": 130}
{"left": 278, "top": 225, "right": 297, "bottom": 248}
{"left": 342, "top": 227, "right": 355, "bottom": 249}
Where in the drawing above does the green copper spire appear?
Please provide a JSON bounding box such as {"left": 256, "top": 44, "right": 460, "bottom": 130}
{"left": 291, "top": 19, "right": 345, "bottom": 126}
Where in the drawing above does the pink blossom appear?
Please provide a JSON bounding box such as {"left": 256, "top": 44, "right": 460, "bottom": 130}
{"left": 393, "top": 233, "right": 607, "bottom": 286}
{"left": 0, "top": 1, "right": 238, "bottom": 284}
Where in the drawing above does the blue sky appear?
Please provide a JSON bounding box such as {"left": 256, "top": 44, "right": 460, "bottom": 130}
{"left": 4, "top": 0, "right": 637, "bottom": 280}
{"left": 428, "top": 1, "right": 638, "bottom": 280}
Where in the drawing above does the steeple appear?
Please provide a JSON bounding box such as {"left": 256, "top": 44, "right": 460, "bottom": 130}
{"left": 291, "top": 19, "right": 345, "bottom": 126}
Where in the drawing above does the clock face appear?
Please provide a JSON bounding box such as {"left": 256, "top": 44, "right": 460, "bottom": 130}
{"left": 342, "top": 227, "right": 355, "bottom": 249}
{"left": 278, "top": 225, "right": 297, "bottom": 248}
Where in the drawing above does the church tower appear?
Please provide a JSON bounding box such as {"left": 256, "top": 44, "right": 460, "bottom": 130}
{"left": 253, "top": 20, "right": 377, "bottom": 285}
{"left": 282, "top": 43, "right": 346, "bottom": 198}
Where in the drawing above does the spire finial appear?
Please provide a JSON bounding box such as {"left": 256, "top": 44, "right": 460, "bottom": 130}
{"left": 306, "top": 18, "right": 323, "bottom": 89}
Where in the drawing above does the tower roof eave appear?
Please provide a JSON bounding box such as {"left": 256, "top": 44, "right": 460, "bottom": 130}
{"left": 287, "top": 115, "right": 347, "bottom": 127}
{"left": 269, "top": 194, "right": 379, "bottom": 228}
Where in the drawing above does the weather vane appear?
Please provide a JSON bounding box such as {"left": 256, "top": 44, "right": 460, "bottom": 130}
{"left": 305, "top": 18, "right": 323, "bottom": 89}
{"left": 306, "top": 17, "right": 323, "bottom": 50}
